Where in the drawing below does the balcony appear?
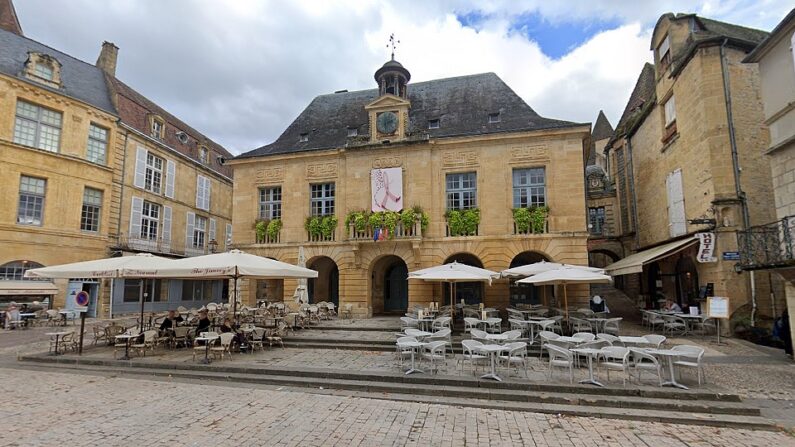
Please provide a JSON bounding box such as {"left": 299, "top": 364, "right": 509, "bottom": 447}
{"left": 307, "top": 231, "right": 335, "bottom": 243}
{"left": 113, "top": 234, "right": 176, "bottom": 256}
{"left": 255, "top": 232, "right": 281, "bottom": 244}
{"left": 513, "top": 217, "right": 549, "bottom": 235}
{"left": 348, "top": 219, "right": 421, "bottom": 241}
{"left": 737, "top": 215, "right": 795, "bottom": 270}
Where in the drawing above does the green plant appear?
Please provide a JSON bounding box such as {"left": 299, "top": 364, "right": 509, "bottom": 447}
{"left": 320, "top": 215, "right": 338, "bottom": 239}
{"left": 305, "top": 216, "right": 322, "bottom": 237}
{"left": 400, "top": 208, "right": 416, "bottom": 229}
{"left": 445, "top": 208, "right": 480, "bottom": 236}
{"left": 512, "top": 207, "right": 531, "bottom": 233}
{"left": 414, "top": 205, "right": 430, "bottom": 232}
{"left": 345, "top": 210, "right": 369, "bottom": 232}
{"left": 255, "top": 220, "right": 268, "bottom": 242}
{"left": 266, "top": 219, "right": 282, "bottom": 241}
{"left": 383, "top": 211, "right": 399, "bottom": 236}
{"left": 512, "top": 206, "right": 549, "bottom": 234}
{"left": 368, "top": 212, "right": 384, "bottom": 229}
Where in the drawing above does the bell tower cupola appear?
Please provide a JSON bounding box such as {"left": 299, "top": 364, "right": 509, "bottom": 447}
{"left": 374, "top": 33, "right": 410, "bottom": 98}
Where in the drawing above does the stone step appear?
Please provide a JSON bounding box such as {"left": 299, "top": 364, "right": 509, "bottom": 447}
{"left": 282, "top": 339, "right": 545, "bottom": 355}
{"left": 14, "top": 359, "right": 773, "bottom": 429}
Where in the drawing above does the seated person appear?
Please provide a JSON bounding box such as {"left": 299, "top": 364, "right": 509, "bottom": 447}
{"left": 663, "top": 298, "right": 682, "bottom": 313}
{"left": 589, "top": 295, "right": 606, "bottom": 313}
{"left": 4, "top": 303, "right": 21, "bottom": 330}
{"left": 219, "top": 317, "right": 235, "bottom": 333}
{"left": 192, "top": 310, "right": 212, "bottom": 345}
{"left": 159, "top": 310, "right": 184, "bottom": 332}
{"left": 219, "top": 317, "right": 247, "bottom": 347}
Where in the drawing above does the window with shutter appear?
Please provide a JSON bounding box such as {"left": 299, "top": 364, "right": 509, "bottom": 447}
{"left": 225, "top": 223, "right": 232, "bottom": 249}
{"left": 162, "top": 206, "right": 172, "bottom": 250}
{"left": 205, "top": 178, "right": 211, "bottom": 210}
{"left": 133, "top": 146, "right": 147, "bottom": 189}
{"left": 666, "top": 169, "right": 686, "bottom": 237}
{"left": 129, "top": 196, "right": 143, "bottom": 238}
{"left": 165, "top": 160, "right": 176, "bottom": 199}
{"left": 185, "top": 212, "right": 195, "bottom": 248}
{"left": 196, "top": 175, "right": 210, "bottom": 210}
{"left": 209, "top": 218, "right": 216, "bottom": 244}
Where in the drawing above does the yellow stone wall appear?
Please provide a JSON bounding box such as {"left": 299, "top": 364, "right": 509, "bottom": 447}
{"left": 0, "top": 74, "right": 119, "bottom": 309}
{"left": 230, "top": 127, "right": 591, "bottom": 317}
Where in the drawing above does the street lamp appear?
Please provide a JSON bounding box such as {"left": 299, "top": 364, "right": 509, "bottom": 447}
{"left": 208, "top": 239, "right": 218, "bottom": 253}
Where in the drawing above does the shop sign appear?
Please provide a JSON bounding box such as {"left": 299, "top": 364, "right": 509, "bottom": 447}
{"left": 696, "top": 232, "right": 717, "bottom": 263}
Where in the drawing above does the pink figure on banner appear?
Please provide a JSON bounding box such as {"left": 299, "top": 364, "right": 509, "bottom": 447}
{"left": 372, "top": 168, "right": 402, "bottom": 212}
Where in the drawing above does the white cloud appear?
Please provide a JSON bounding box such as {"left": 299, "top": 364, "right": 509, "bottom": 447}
{"left": 11, "top": 0, "right": 793, "bottom": 154}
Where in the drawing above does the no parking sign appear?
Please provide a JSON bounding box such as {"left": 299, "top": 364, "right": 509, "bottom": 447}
{"left": 74, "top": 290, "right": 89, "bottom": 311}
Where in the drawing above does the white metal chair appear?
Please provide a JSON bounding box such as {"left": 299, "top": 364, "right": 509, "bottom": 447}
{"left": 596, "top": 333, "right": 619, "bottom": 345}
{"left": 603, "top": 317, "right": 622, "bottom": 335}
{"left": 629, "top": 348, "right": 663, "bottom": 386}
{"left": 643, "top": 334, "right": 667, "bottom": 349}
{"left": 662, "top": 315, "right": 687, "bottom": 335}
{"left": 428, "top": 328, "right": 453, "bottom": 356}
{"left": 499, "top": 342, "right": 529, "bottom": 377}
{"left": 544, "top": 343, "right": 574, "bottom": 383}
{"left": 647, "top": 312, "right": 665, "bottom": 332}
{"left": 421, "top": 340, "right": 448, "bottom": 374}
{"left": 396, "top": 336, "right": 418, "bottom": 366}
{"left": 570, "top": 317, "right": 593, "bottom": 333}
{"left": 599, "top": 346, "right": 630, "bottom": 385}
{"left": 549, "top": 315, "right": 564, "bottom": 334}
{"left": 672, "top": 345, "right": 706, "bottom": 385}
{"left": 571, "top": 332, "right": 596, "bottom": 342}
{"left": 470, "top": 329, "right": 489, "bottom": 343}
{"left": 459, "top": 339, "right": 488, "bottom": 375}
{"left": 131, "top": 330, "right": 158, "bottom": 357}
{"left": 431, "top": 316, "right": 452, "bottom": 331}
{"left": 211, "top": 333, "right": 235, "bottom": 360}
{"left": 400, "top": 316, "right": 418, "bottom": 330}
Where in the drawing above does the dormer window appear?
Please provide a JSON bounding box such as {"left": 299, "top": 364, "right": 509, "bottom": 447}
{"left": 347, "top": 127, "right": 358, "bottom": 137}
{"left": 23, "top": 53, "right": 62, "bottom": 88}
{"left": 428, "top": 119, "right": 440, "bottom": 129}
{"left": 657, "top": 35, "right": 671, "bottom": 71}
{"left": 299, "top": 133, "right": 309, "bottom": 143}
{"left": 149, "top": 115, "right": 165, "bottom": 140}
{"left": 488, "top": 112, "right": 501, "bottom": 123}
{"left": 199, "top": 145, "right": 209, "bottom": 164}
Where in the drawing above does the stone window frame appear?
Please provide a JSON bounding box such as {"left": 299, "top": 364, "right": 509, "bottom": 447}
{"left": 657, "top": 34, "right": 672, "bottom": 72}
{"left": 660, "top": 91, "right": 678, "bottom": 144}
{"left": 23, "top": 52, "right": 62, "bottom": 88}
{"left": 588, "top": 206, "right": 606, "bottom": 235}
{"left": 81, "top": 187, "right": 103, "bottom": 233}
{"left": 512, "top": 167, "right": 546, "bottom": 209}
{"left": 193, "top": 215, "right": 207, "bottom": 249}
{"left": 446, "top": 172, "right": 477, "bottom": 210}
{"left": 149, "top": 114, "right": 166, "bottom": 140}
{"left": 144, "top": 152, "right": 164, "bottom": 194}
{"left": 140, "top": 200, "right": 160, "bottom": 240}
{"left": 309, "top": 182, "right": 335, "bottom": 216}
{"left": 198, "top": 145, "right": 209, "bottom": 164}
{"left": 259, "top": 186, "right": 282, "bottom": 220}
{"left": 0, "top": 260, "right": 46, "bottom": 281}
{"left": 13, "top": 99, "right": 63, "bottom": 153}
{"left": 17, "top": 175, "right": 47, "bottom": 226}
{"left": 86, "top": 122, "right": 109, "bottom": 165}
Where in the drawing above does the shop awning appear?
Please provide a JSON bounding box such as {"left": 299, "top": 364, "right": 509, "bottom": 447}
{"left": 0, "top": 280, "right": 58, "bottom": 296}
{"left": 604, "top": 237, "right": 698, "bottom": 276}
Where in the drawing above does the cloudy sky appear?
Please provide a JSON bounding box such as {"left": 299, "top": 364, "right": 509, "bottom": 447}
{"left": 13, "top": 0, "right": 793, "bottom": 154}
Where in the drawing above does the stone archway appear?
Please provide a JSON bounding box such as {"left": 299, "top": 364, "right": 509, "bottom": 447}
{"left": 508, "top": 251, "right": 553, "bottom": 306}
{"left": 307, "top": 256, "right": 339, "bottom": 307}
{"left": 370, "top": 255, "right": 409, "bottom": 314}
{"left": 443, "top": 253, "right": 484, "bottom": 305}
{"left": 675, "top": 256, "right": 699, "bottom": 308}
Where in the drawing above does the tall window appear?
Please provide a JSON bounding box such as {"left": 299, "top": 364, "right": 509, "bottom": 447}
{"left": 81, "top": 188, "right": 103, "bottom": 232}
{"left": 512, "top": 168, "right": 546, "bottom": 208}
{"left": 310, "top": 183, "right": 335, "bottom": 216}
{"left": 86, "top": 123, "right": 108, "bottom": 165}
{"left": 663, "top": 95, "right": 676, "bottom": 127}
{"left": 0, "top": 261, "right": 45, "bottom": 281}
{"left": 34, "top": 63, "right": 54, "bottom": 81}
{"left": 199, "top": 146, "right": 208, "bottom": 164}
{"left": 182, "top": 280, "right": 218, "bottom": 301}
{"left": 145, "top": 152, "right": 164, "bottom": 194}
{"left": 588, "top": 207, "right": 606, "bottom": 235}
{"left": 141, "top": 201, "right": 160, "bottom": 240}
{"left": 446, "top": 172, "right": 477, "bottom": 210}
{"left": 150, "top": 117, "right": 164, "bottom": 139}
{"left": 14, "top": 100, "right": 62, "bottom": 152}
{"left": 18, "top": 176, "right": 46, "bottom": 226}
{"left": 259, "top": 187, "right": 282, "bottom": 220}
{"left": 658, "top": 35, "right": 671, "bottom": 70}
{"left": 123, "top": 279, "right": 163, "bottom": 303}
{"left": 193, "top": 215, "right": 207, "bottom": 248}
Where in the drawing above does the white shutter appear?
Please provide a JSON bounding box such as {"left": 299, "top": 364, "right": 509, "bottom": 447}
{"left": 165, "top": 160, "right": 176, "bottom": 199}
{"left": 666, "top": 169, "right": 686, "bottom": 237}
{"left": 791, "top": 32, "right": 795, "bottom": 74}
{"left": 133, "top": 146, "right": 147, "bottom": 189}
{"left": 225, "top": 223, "right": 232, "bottom": 249}
{"left": 162, "top": 206, "right": 172, "bottom": 251}
{"left": 209, "top": 218, "right": 216, "bottom": 243}
{"left": 195, "top": 176, "right": 204, "bottom": 210}
{"left": 205, "top": 177, "right": 212, "bottom": 210}
{"left": 186, "top": 212, "right": 195, "bottom": 248}
{"left": 129, "top": 196, "right": 143, "bottom": 238}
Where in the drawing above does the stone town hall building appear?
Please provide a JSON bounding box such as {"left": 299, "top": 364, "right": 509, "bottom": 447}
{"left": 230, "top": 59, "right": 591, "bottom": 317}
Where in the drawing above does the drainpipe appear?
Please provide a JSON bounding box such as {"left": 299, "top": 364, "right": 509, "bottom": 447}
{"left": 626, "top": 137, "right": 641, "bottom": 249}
{"left": 720, "top": 38, "right": 755, "bottom": 326}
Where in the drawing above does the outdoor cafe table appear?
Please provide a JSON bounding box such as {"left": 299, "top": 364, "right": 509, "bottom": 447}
{"left": 416, "top": 317, "right": 435, "bottom": 332}
{"left": 58, "top": 310, "right": 73, "bottom": 326}
{"left": 405, "top": 329, "right": 433, "bottom": 341}
{"left": 570, "top": 348, "right": 604, "bottom": 387}
{"left": 194, "top": 334, "right": 220, "bottom": 364}
{"left": 114, "top": 333, "right": 139, "bottom": 360}
{"left": 474, "top": 344, "right": 510, "bottom": 381}
{"left": 525, "top": 320, "right": 553, "bottom": 341}
{"left": 399, "top": 340, "right": 426, "bottom": 375}
{"left": 645, "top": 348, "right": 689, "bottom": 390}
{"left": 555, "top": 336, "right": 588, "bottom": 345}
{"left": 478, "top": 318, "right": 502, "bottom": 333}
{"left": 586, "top": 318, "right": 608, "bottom": 333}
{"left": 46, "top": 331, "right": 71, "bottom": 356}
{"left": 619, "top": 336, "right": 655, "bottom": 346}
{"left": 679, "top": 314, "right": 710, "bottom": 332}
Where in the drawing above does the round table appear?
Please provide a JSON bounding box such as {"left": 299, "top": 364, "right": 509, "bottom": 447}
{"left": 646, "top": 348, "right": 688, "bottom": 389}
{"left": 46, "top": 331, "right": 71, "bottom": 356}
{"left": 474, "top": 344, "right": 510, "bottom": 381}
{"left": 399, "top": 341, "right": 426, "bottom": 375}
{"left": 114, "top": 334, "right": 138, "bottom": 360}
{"left": 194, "top": 335, "right": 219, "bottom": 364}
{"left": 570, "top": 348, "right": 604, "bottom": 387}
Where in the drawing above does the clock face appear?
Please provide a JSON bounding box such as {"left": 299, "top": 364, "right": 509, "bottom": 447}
{"left": 376, "top": 111, "right": 398, "bottom": 135}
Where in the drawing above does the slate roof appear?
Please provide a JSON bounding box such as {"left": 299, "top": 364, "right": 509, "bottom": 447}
{"left": 744, "top": 8, "right": 795, "bottom": 63}
{"left": 107, "top": 75, "right": 234, "bottom": 178}
{"left": 0, "top": 27, "right": 116, "bottom": 114}
{"left": 238, "top": 72, "right": 583, "bottom": 159}
{"left": 607, "top": 63, "right": 656, "bottom": 148}
{"left": 587, "top": 110, "right": 613, "bottom": 165}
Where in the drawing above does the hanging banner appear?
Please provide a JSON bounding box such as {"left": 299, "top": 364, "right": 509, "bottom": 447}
{"left": 696, "top": 232, "right": 717, "bottom": 263}
{"left": 371, "top": 167, "right": 403, "bottom": 212}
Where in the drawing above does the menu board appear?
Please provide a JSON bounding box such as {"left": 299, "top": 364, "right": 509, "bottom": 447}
{"left": 707, "top": 296, "right": 729, "bottom": 319}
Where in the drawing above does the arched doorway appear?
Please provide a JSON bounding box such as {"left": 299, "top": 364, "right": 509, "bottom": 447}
{"left": 588, "top": 249, "right": 623, "bottom": 290}
{"left": 508, "top": 251, "right": 553, "bottom": 306}
{"left": 371, "top": 255, "right": 408, "bottom": 314}
{"left": 307, "top": 256, "right": 339, "bottom": 307}
{"left": 646, "top": 262, "right": 662, "bottom": 309}
{"left": 675, "top": 256, "right": 699, "bottom": 309}
{"left": 443, "top": 253, "right": 484, "bottom": 305}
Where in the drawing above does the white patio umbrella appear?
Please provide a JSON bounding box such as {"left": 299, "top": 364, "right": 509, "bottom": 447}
{"left": 501, "top": 261, "right": 604, "bottom": 307}
{"left": 293, "top": 246, "right": 309, "bottom": 304}
{"left": 408, "top": 262, "right": 500, "bottom": 320}
{"left": 25, "top": 253, "right": 174, "bottom": 332}
{"left": 517, "top": 267, "right": 612, "bottom": 318}
{"left": 156, "top": 249, "right": 318, "bottom": 322}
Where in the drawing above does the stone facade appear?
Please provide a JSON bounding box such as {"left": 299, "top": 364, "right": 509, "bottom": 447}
{"left": 231, "top": 69, "right": 591, "bottom": 317}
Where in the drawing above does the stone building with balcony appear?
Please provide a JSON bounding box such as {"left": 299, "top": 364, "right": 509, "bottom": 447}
{"left": 602, "top": 13, "right": 781, "bottom": 325}
{"left": 740, "top": 8, "right": 795, "bottom": 355}
{"left": 230, "top": 58, "right": 591, "bottom": 317}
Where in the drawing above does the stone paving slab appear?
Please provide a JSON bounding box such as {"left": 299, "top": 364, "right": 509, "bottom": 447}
{"left": 0, "top": 368, "right": 791, "bottom": 447}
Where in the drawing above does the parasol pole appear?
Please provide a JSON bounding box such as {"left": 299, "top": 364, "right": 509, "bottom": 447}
{"left": 449, "top": 281, "right": 454, "bottom": 321}
{"left": 563, "top": 284, "right": 569, "bottom": 320}
{"left": 139, "top": 278, "right": 145, "bottom": 331}
{"left": 232, "top": 267, "right": 239, "bottom": 325}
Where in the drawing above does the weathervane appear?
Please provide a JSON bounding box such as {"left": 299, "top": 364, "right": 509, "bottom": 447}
{"left": 387, "top": 33, "right": 400, "bottom": 60}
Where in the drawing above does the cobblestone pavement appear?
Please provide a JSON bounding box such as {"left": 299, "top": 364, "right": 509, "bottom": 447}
{"left": 0, "top": 368, "right": 792, "bottom": 447}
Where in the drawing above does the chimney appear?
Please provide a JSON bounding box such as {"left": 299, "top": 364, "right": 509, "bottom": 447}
{"left": 96, "top": 41, "right": 119, "bottom": 77}
{"left": 0, "top": 0, "right": 23, "bottom": 36}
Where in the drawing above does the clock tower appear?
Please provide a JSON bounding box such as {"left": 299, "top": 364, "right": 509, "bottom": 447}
{"left": 366, "top": 52, "right": 411, "bottom": 143}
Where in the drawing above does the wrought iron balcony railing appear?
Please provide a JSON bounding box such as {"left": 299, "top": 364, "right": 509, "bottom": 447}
{"left": 737, "top": 215, "right": 795, "bottom": 270}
